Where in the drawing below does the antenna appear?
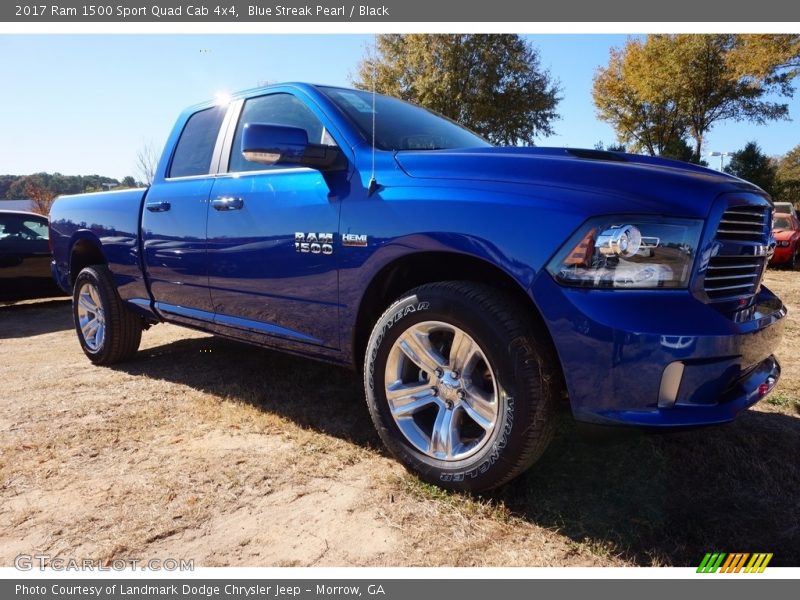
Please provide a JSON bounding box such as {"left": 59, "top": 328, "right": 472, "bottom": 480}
{"left": 367, "top": 34, "right": 379, "bottom": 197}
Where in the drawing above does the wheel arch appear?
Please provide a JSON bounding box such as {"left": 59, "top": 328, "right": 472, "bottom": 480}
{"left": 69, "top": 233, "right": 107, "bottom": 286}
{"left": 351, "top": 251, "right": 565, "bottom": 393}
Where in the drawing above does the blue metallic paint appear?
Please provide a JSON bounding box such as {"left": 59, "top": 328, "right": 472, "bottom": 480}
{"left": 49, "top": 83, "right": 786, "bottom": 428}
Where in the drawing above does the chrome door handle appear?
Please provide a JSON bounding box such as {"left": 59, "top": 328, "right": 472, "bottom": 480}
{"left": 211, "top": 197, "right": 244, "bottom": 211}
{"left": 145, "top": 201, "right": 171, "bottom": 212}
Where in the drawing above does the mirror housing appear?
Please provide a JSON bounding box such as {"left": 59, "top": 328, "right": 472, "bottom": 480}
{"left": 241, "top": 123, "right": 345, "bottom": 170}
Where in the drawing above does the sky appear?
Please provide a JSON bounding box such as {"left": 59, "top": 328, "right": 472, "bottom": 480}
{"left": 0, "top": 34, "right": 798, "bottom": 181}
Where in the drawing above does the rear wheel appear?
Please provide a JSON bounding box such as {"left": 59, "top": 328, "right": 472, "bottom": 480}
{"left": 73, "top": 265, "right": 142, "bottom": 364}
{"left": 364, "top": 281, "right": 558, "bottom": 492}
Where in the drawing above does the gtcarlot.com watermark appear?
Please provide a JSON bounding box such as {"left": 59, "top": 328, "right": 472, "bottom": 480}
{"left": 15, "top": 554, "right": 194, "bottom": 571}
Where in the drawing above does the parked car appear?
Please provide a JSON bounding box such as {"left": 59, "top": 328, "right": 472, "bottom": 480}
{"left": 0, "top": 210, "right": 64, "bottom": 301}
{"left": 49, "top": 84, "right": 785, "bottom": 492}
{"left": 770, "top": 212, "right": 800, "bottom": 268}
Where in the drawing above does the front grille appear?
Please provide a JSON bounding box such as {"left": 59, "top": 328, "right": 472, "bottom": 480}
{"left": 715, "top": 205, "right": 769, "bottom": 240}
{"left": 704, "top": 255, "right": 767, "bottom": 300}
{"left": 703, "top": 202, "right": 770, "bottom": 304}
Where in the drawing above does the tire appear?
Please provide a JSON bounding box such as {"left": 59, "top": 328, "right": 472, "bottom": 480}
{"left": 72, "top": 265, "right": 143, "bottom": 365}
{"left": 363, "top": 281, "right": 558, "bottom": 492}
{"left": 790, "top": 247, "right": 798, "bottom": 270}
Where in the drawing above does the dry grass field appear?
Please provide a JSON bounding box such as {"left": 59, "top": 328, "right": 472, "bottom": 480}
{"left": 1, "top": 270, "right": 797, "bottom": 567}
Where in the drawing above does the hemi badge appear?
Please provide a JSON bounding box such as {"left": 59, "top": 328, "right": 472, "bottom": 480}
{"left": 342, "top": 233, "right": 368, "bottom": 247}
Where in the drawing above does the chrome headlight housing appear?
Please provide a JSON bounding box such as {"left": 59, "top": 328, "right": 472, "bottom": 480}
{"left": 547, "top": 216, "right": 704, "bottom": 289}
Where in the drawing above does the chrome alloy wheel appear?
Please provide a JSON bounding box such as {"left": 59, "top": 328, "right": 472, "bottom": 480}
{"left": 384, "top": 321, "right": 499, "bottom": 461}
{"left": 76, "top": 282, "right": 106, "bottom": 351}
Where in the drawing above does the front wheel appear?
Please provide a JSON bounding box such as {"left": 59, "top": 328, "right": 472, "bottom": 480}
{"left": 73, "top": 265, "right": 143, "bottom": 365}
{"left": 364, "top": 281, "right": 558, "bottom": 492}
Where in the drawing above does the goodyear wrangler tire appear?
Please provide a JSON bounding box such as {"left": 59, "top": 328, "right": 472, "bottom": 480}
{"left": 364, "top": 281, "right": 558, "bottom": 492}
{"left": 73, "top": 265, "right": 143, "bottom": 365}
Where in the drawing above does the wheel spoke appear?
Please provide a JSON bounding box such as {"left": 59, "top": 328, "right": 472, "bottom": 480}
{"left": 449, "top": 329, "right": 476, "bottom": 372}
{"left": 397, "top": 330, "right": 446, "bottom": 375}
{"left": 462, "top": 387, "right": 496, "bottom": 431}
{"left": 88, "top": 285, "right": 101, "bottom": 307}
{"left": 387, "top": 382, "right": 438, "bottom": 417}
{"left": 82, "top": 318, "right": 99, "bottom": 338}
{"left": 78, "top": 293, "right": 96, "bottom": 312}
{"left": 429, "top": 406, "right": 459, "bottom": 459}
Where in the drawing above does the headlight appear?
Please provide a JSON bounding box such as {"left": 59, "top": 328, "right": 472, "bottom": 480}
{"left": 779, "top": 240, "right": 790, "bottom": 247}
{"left": 547, "top": 216, "right": 704, "bottom": 289}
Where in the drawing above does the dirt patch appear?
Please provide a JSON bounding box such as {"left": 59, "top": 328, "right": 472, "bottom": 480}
{"left": 0, "top": 270, "right": 798, "bottom": 567}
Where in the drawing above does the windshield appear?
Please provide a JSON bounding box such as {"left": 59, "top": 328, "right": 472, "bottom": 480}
{"left": 774, "top": 217, "right": 791, "bottom": 230}
{"left": 319, "top": 86, "right": 490, "bottom": 151}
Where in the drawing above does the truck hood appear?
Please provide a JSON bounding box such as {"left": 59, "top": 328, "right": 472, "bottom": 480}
{"left": 393, "top": 147, "right": 764, "bottom": 218}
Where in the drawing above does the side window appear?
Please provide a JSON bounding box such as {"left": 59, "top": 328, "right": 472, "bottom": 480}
{"left": 229, "top": 93, "right": 336, "bottom": 173}
{"left": 0, "top": 215, "right": 47, "bottom": 242}
{"left": 169, "top": 106, "right": 227, "bottom": 178}
{"left": 20, "top": 218, "right": 48, "bottom": 240}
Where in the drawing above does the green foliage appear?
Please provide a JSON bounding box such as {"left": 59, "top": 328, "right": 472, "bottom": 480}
{"left": 353, "top": 34, "right": 561, "bottom": 146}
{"left": 593, "top": 35, "right": 796, "bottom": 162}
{"left": 1, "top": 172, "right": 120, "bottom": 200}
{"left": 724, "top": 141, "right": 778, "bottom": 195}
{"left": 776, "top": 144, "right": 800, "bottom": 203}
{"left": 659, "top": 137, "right": 708, "bottom": 166}
{"left": 120, "top": 176, "right": 138, "bottom": 188}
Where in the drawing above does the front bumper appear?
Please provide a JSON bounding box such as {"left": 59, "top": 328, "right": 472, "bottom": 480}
{"left": 533, "top": 274, "right": 786, "bottom": 427}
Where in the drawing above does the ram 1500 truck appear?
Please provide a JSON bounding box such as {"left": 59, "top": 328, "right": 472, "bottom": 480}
{"left": 50, "top": 83, "right": 785, "bottom": 491}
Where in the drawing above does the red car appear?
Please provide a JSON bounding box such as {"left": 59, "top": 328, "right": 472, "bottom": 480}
{"left": 770, "top": 212, "right": 800, "bottom": 268}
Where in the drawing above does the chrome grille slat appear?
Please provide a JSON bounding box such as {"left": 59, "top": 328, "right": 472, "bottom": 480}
{"left": 706, "top": 263, "right": 760, "bottom": 270}
{"left": 703, "top": 203, "right": 770, "bottom": 302}
{"left": 704, "top": 274, "right": 758, "bottom": 281}
{"left": 719, "top": 219, "right": 764, "bottom": 226}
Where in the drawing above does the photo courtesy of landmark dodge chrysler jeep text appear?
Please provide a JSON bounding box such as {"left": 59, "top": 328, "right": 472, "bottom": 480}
{"left": 49, "top": 83, "right": 785, "bottom": 491}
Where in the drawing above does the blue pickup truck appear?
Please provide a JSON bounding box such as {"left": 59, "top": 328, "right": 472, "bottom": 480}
{"left": 50, "top": 83, "right": 785, "bottom": 491}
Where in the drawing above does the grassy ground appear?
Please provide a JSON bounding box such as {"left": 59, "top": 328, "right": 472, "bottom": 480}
{"left": 0, "top": 270, "right": 797, "bottom": 567}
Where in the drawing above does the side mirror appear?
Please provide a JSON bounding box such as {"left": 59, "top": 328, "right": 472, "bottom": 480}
{"left": 241, "top": 123, "right": 345, "bottom": 170}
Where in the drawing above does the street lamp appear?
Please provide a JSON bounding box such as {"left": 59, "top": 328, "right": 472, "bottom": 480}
{"left": 708, "top": 151, "right": 732, "bottom": 171}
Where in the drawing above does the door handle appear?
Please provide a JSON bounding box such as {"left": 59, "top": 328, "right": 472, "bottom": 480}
{"left": 145, "top": 201, "right": 171, "bottom": 212}
{"left": 211, "top": 197, "right": 244, "bottom": 211}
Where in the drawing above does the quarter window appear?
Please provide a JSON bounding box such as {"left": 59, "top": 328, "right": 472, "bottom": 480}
{"left": 169, "top": 106, "right": 227, "bottom": 178}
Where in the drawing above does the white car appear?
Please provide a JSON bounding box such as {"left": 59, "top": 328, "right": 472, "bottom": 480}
{"left": 775, "top": 201, "right": 797, "bottom": 218}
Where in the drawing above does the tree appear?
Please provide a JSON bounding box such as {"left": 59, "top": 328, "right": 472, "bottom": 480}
{"left": 776, "top": 144, "right": 800, "bottom": 202}
{"left": 135, "top": 141, "right": 159, "bottom": 185}
{"left": 726, "top": 34, "right": 800, "bottom": 83}
{"left": 593, "top": 43, "right": 688, "bottom": 156}
{"left": 353, "top": 34, "right": 560, "bottom": 145}
{"left": 23, "top": 181, "right": 57, "bottom": 215}
{"left": 120, "top": 176, "right": 138, "bottom": 188}
{"left": 594, "top": 35, "right": 794, "bottom": 162}
{"left": 724, "top": 141, "right": 778, "bottom": 196}
{"left": 660, "top": 136, "right": 708, "bottom": 166}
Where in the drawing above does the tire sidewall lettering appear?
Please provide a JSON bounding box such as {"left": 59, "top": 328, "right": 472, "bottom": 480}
{"left": 367, "top": 299, "right": 429, "bottom": 393}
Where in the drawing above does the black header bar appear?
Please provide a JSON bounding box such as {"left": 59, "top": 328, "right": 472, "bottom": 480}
{"left": 3, "top": 1, "right": 800, "bottom": 22}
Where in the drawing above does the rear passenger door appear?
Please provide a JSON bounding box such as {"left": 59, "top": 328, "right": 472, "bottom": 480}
{"left": 206, "top": 92, "right": 345, "bottom": 349}
{"left": 141, "top": 105, "right": 228, "bottom": 324}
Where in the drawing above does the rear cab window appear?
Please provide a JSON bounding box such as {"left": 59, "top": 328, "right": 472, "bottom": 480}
{"left": 168, "top": 106, "right": 227, "bottom": 178}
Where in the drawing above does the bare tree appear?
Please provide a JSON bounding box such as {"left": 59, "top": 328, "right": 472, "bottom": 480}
{"left": 135, "top": 141, "right": 159, "bottom": 186}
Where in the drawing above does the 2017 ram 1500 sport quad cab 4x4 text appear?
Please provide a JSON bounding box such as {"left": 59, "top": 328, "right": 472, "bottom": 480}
{"left": 50, "top": 84, "right": 785, "bottom": 491}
